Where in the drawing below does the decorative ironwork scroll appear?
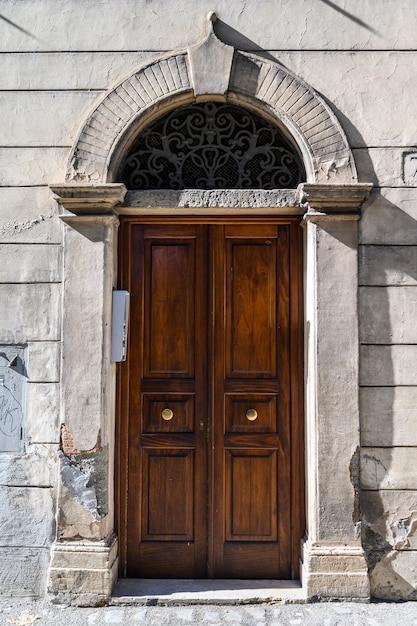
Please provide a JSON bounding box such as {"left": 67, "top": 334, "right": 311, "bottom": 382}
{"left": 119, "top": 102, "right": 305, "bottom": 189}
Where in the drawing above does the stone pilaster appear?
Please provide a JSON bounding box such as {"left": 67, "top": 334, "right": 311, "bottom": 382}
{"left": 300, "top": 183, "right": 372, "bottom": 600}
{"left": 47, "top": 184, "right": 126, "bottom": 606}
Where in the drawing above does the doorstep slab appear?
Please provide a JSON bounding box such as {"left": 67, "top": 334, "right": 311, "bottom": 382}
{"left": 111, "top": 579, "right": 306, "bottom": 605}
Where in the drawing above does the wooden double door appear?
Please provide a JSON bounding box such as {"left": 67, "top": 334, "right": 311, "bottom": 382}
{"left": 117, "top": 218, "right": 303, "bottom": 579}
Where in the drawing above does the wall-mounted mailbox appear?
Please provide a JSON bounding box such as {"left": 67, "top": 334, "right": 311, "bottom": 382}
{"left": 111, "top": 291, "right": 130, "bottom": 362}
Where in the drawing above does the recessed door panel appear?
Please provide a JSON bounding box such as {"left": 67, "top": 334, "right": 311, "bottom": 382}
{"left": 225, "top": 449, "right": 278, "bottom": 541}
{"left": 142, "top": 449, "right": 194, "bottom": 540}
{"left": 144, "top": 237, "right": 196, "bottom": 377}
{"left": 225, "top": 235, "right": 277, "bottom": 378}
{"left": 118, "top": 219, "right": 303, "bottom": 580}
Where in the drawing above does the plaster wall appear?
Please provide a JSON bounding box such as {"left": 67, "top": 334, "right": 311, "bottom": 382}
{"left": 0, "top": 0, "right": 416, "bottom": 601}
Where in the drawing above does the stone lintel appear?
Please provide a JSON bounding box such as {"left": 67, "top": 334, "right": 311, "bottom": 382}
{"left": 300, "top": 183, "right": 373, "bottom": 220}
{"left": 50, "top": 183, "right": 127, "bottom": 215}
{"left": 124, "top": 188, "right": 302, "bottom": 211}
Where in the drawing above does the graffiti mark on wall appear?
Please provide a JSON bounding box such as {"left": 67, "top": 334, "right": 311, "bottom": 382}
{"left": 0, "top": 386, "right": 22, "bottom": 438}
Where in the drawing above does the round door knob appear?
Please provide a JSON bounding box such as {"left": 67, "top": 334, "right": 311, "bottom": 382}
{"left": 161, "top": 408, "right": 174, "bottom": 421}
{"left": 246, "top": 408, "right": 258, "bottom": 421}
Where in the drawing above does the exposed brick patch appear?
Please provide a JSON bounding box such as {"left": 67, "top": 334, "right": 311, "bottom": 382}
{"left": 60, "top": 424, "right": 102, "bottom": 455}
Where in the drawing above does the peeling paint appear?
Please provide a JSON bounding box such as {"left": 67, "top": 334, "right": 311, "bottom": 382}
{"left": 362, "top": 524, "right": 392, "bottom": 572}
{"left": 59, "top": 425, "right": 108, "bottom": 519}
{"left": 0, "top": 211, "right": 54, "bottom": 239}
{"left": 349, "top": 446, "right": 361, "bottom": 531}
{"left": 59, "top": 450, "right": 99, "bottom": 520}
{"left": 391, "top": 512, "right": 417, "bottom": 550}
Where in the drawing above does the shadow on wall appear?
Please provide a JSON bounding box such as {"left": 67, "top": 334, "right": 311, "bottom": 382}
{"left": 307, "top": 97, "right": 417, "bottom": 597}
{"left": 359, "top": 190, "right": 417, "bottom": 599}
{"left": 332, "top": 105, "right": 417, "bottom": 598}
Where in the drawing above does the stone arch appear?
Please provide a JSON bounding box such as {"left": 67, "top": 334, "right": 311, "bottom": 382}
{"left": 67, "top": 42, "right": 357, "bottom": 185}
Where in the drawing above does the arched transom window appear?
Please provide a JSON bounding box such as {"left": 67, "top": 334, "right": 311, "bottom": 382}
{"left": 118, "top": 102, "right": 305, "bottom": 190}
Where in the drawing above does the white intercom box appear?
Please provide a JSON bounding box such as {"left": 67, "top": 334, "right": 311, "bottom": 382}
{"left": 111, "top": 290, "right": 130, "bottom": 362}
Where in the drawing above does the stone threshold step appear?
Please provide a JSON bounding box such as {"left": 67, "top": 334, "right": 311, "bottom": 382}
{"left": 111, "top": 579, "right": 306, "bottom": 605}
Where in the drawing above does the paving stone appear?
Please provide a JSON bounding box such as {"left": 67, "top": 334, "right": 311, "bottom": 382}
{"left": 103, "top": 608, "right": 125, "bottom": 623}
{"left": 132, "top": 609, "right": 148, "bottom": 621}
{"left": 174, "top": 607, "right": 194, "bottom": 622}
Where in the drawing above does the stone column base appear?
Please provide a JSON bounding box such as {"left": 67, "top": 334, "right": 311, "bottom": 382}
{"left": 47, "top": 534, "right": 118, "bottom": 606}
{"left": 301, "top": 539, "right": 370, "bottom": 601}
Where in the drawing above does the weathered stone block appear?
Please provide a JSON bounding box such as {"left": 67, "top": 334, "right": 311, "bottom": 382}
{"left": 0, "top": 148, "right": 69, "bottom": 186}
{"left": 370, "top": 550, "right": 417, "bottom": 600}
{"left": 0, "top": 547, "right": 50, "bottom": 598}
{"left": 361, "top": 447, "right": 417, "bottom": 490}
{"left": 360, "top": 345, "right": 417, "bottom": 386}
{"left": 0, "top": 443, "right": 58, "bottom": 487}
{"left": 360, "top": 387, "right": 417, "bottom": 446}
{"left": 360, "top": 189, "right": 417, "bottom": 245}
{"left": 359, "top": 286, "right": 417, "bottom": 343}
{"left": 304, "top": 573, "right": 370, "bottom": 600}
{"left": 1, "top": 91, "right": 102, "bottom": 147}
{"left": 28, "top": 342, "right": 60, "bottom": 382}
{"left": 0, "top": 283, "right": 61, "bottom": 342}
{"left": 26, "top": 383, "right": 60, "bottom": 444}
{"left": 362, "top": 490, "right": 417, "bottom": 550}
{"left": 301, "top": 542, "right": 369, "bottom": 600}
{"left": 355, "top": 148, "right": 404, "bottom": 187}
{"left": 0, "top": 244, "right": 61, "bottom": 283}
{"left": 360, "top": 245, "right": 417, "bottom": 285}
{"left": 0, "top": 188, "right": 61, "bottom": 244}
{"left": 47, "top": 536, "right": 118, "bottom": 606}
{"left": 0, "top": 486, "right": 55, "bottom": 547}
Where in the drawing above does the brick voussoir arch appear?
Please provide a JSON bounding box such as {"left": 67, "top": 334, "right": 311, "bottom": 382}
{"left": 66, "top": 49, "right": 357, "bottom": 185}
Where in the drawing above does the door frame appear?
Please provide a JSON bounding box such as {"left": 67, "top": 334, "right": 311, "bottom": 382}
{"left": 48, "top": 183, "right": 372, "bottom": 604}
{"left": 115, "top": 215, "right": 305, "bottom": 580}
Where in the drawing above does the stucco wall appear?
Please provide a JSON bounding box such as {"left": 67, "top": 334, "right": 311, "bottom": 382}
{"left": 0, "top": 0, "right": 416, "bottom": 600}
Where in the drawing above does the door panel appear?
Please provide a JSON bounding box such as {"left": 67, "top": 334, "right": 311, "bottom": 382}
{"left": 118, "top": 219, "right": 302, "bottom": 580}
{"left": 211, "top": 225, "right": 290, "bottom": 578}
{"left": 126, "top": 224, "right": 208, "bottom": 578}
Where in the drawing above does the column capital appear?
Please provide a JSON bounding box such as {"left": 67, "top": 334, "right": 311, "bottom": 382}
{"left": 50, "top": 183, "right": 127, "bottom": 215}
{"left": 299, "top": 183, "right": 372, "bottom": 222}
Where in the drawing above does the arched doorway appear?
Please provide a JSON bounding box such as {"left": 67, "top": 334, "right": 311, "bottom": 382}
{"left": 116, "top": 100, "right": 305, "bottom": 579}
{"left": 47, "top": 18, "right": 372, "bottom": 603}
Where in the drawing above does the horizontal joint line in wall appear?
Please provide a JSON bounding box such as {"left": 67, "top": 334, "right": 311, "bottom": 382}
{"left": 0, "top": 146, "right": 72, "bottom": 149}
{"left": 0, "top": 281, "right": 61, "bottom": 285}
{"left": 0, "top": 89, "right": 108, "bottom": 93}
{"left": 361, "top": 445, "right": 417, "bottom": 449}
{"left": 360, "top": 342, "right": 417, "bottom": 346}
{"left": 2, "top": 48, "right": 416, "bottom": 53}
{"left": 360, "top": 384, "right": 417, "bottom": 388}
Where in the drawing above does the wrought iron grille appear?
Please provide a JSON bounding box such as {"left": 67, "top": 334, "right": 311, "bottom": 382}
{"left": 119, "top": 102, "right": 305, "bottom": 190}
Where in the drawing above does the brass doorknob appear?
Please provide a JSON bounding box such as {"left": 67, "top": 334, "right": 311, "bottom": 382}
{"left": 246, "top": 408, "right": 258, "bottom": 421}
{"left": 161, "top": 408, "right": 174, "bottom": 421}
